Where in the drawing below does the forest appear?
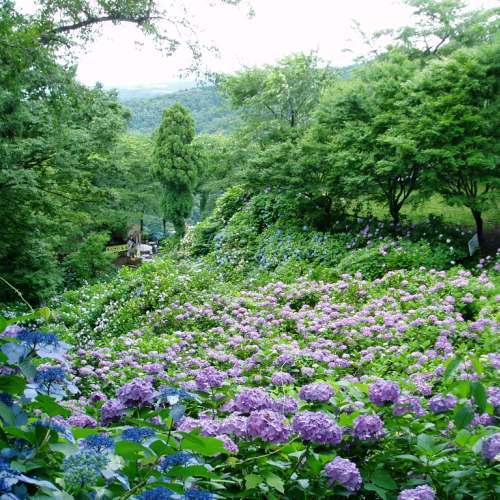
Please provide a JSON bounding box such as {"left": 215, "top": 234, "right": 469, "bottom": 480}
{"left": 0, "top": 0, "right": 499, "bottom": 499}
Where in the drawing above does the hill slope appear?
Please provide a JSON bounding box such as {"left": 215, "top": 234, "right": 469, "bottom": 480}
{"left": 121, "top": 86, "right": 238, "bottom": 134}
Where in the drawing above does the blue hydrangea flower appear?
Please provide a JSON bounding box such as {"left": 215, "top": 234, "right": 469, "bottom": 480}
{"left": 137, "top": 486, "right": 175, "bottom": 499}
{"left": 63, "top": 451, "right": 107, "bottom": 492}
{"left": 185, "top": 489, "right": 214, "bottom": 500}
{"left": 159, "top": 386, "right": 194, "bottom": 403}
{"left": 160, "top": 451, "right": 194, "bottom": 470}
{"left": 121, "top": 427, "right": 155, "bottom": 443}
{"left": 34, "top": 367, "right": 66, "bottom": 385}
{"left": 17, "top": 329, "right": 58, "bottom": 348}
{"left": 82, "top": 434, "right": 114, "bottom": 452}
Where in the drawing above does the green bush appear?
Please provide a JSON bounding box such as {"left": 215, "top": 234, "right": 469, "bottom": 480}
{"left": 63, "top": 232, "right": 115, "bottom": 287}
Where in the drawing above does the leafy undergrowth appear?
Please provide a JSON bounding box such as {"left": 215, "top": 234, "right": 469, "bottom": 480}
{"left": 1, "top": 252, "right": 499, "bottom": 499}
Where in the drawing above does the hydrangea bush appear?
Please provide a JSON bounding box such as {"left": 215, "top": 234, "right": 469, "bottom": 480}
{"left": 1, "top": 243, "right": 499, "bottom": 498}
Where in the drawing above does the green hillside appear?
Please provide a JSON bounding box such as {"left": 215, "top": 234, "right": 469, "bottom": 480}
{"left": 122, "top": 86, "right": 239, "bottom": 134}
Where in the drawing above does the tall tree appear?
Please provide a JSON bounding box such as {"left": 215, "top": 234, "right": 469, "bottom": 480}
{"left": 312, "top": 51, "right": 420, "bottom": 228}
{"left": 408, "top": 41, "right": 499, "bottom": 248}
{"left": 152, "top": 104, "right": 199, "bottom": 237}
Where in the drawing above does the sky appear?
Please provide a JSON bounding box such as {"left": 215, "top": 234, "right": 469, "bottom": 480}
{"left": 16, "top": 0, "right": 498, "bottom": 88}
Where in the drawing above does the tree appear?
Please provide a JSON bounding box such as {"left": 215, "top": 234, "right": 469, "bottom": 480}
{"left": 152, "top": 104, "right": 199, "bottom": 237}
{"left": 409, "top": 41, "right": 499, "bottom": 248}
{"left": 220, "top": 53, "right": 336, "bottom": 143}
{"left": 312, "top": 51, "right": 420, "bottom": 228}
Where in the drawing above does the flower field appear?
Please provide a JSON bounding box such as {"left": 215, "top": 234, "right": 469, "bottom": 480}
{"left": 1, "top": 254, "right": 499, "bottom": 499}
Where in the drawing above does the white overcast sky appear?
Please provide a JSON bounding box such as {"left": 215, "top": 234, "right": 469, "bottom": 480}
{"left": 16, "top": 0, "right": 497, "bottom": 87}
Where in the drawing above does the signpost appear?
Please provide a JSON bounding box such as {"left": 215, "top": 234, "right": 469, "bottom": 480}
{"left": 468, "top": 234, "right": 479, "bottom": 256}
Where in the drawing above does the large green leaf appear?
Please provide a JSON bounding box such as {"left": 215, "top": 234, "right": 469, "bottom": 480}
{"left": 180, "top": 433, "right": 225, "bottom": 456}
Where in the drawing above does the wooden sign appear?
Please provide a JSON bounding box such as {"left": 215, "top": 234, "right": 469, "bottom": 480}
{"left": 105, "top": 244, "right": 128, "bottom": 253}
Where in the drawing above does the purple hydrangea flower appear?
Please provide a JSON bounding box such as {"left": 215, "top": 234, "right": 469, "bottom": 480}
{"left": 272, "top": 396, "right": 299, "bottom": 414}
{"left": 397, "top": 485, "right": 436, "bottom": 500}
{"left": 101, "top": 399, "right": 125, "bottom": 423}
{"left": 352, "top": 414, "right": 384, "bottom": 441}
{"left": 216, "top": 434, "right": 239, "bottom": 453}
{"left": 195, "top": 367, "right": 225, "bottom": 391}
{"left": 299, "top": 382, "right": 333, "bottom": 402}
{"left": 117, "top": 378, "right": 157, "bottom": 408}
{"left": 369, "top": 380, "right": 400, "bottom": 406}
{"left": 428, "top": 394, "right": 457, "bottom": 413}
{"left": 393, "top": 396, "right": 426, "bottom": 417}
{"left": 231, "top": 388, "right": 274, "bottom": 413}
{"left": 271, "top": 371, "right": 295, "bottom": 386}
{"left": 481, "top": 433, "right": 500, "bottom": 461}
{"left": 221, "top": 414, "right": 248, "bottom": 437}
{"left": 324, "top": 457, "right": 362, "bottom": 491}
{"left": 292, "top": 411, "right": 342, "bottom": 445}
{"left": 66, "top": 414, "right": 97, "bottom": 428}
{"left": 487, "top": 386, "right": 500, "bottom": 408}
{"left": 247, "top": 410, "right": 291, "bottom": 444}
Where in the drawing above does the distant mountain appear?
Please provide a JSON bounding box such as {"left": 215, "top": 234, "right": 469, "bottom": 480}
{"left": 120, "top": 86, "right": 239, "bottom": 135}
{"left": 113, "top": 81, "right": 197, "bottom": 100}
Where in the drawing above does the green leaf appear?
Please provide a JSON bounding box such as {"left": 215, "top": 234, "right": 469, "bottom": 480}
{"left": 454, "top": 405, "right": 474, "bottom": 430}
{"left": 266, "top": 473, "right": 284, "bottom": 494}
{"left": 364, "top": 483, "right": 389, "bottom": 499}
{"left": 166, "top": 465, "right": 216, "bottom": 479}
{"left": 370, "top": 469, "right": 397, "bottom": 490}
{"left": 180, "top": 433, "right": 225, "bottom": 456}
{"left": 416, "top": 434, "right": 436, "bottom": 453}
{"left": 394, "top": 454, "right": 421, "bottom": 463}
{"left": 470, "top": 356, "right": 483, "bottom": 376}
{"left": 0, "top": 316, "right": 7, "bottom": 333}
{"left": 0, "top": 401, "right": 15, "bottom": 426}
{"left": 443, "top": 356, "right": 462, "bottom": 381}
{"left": 451, "top": 380, "right": 471, "bottom": 398}
{"left": 33, "top": 394, "right": 71, "bottom": 418}
{"left": 470, "top": 381, "right": 487, "bottom": 413}
{"left": 245, "top": 474, "right": 263, "bottom": 490}
{"left": 36, "top": 307, "right": 51, "bottom": 321}
{"left": 149, "top": 440, "right": 175, "bottom": 457}
{"left": 115, "top": 440, "right": 150, "bottom": 460}
{"left": 455, "top": 429, "right": 471, "bottom": 447}
{"left": 72, "top": 428, "right": 99, "bottom": 439}
{"left": 0, "top": 375, "right": 26, "bottom": 395}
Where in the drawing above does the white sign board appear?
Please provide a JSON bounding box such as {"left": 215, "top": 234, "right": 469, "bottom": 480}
{"left": 468, "top": 233, "right": 479, "bottom": 256}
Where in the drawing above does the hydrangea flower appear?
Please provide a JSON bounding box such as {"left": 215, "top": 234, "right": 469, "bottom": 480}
{"left": 481, "top": 433, "right": 500, "bottom": 461}
{"left": 35, "top": 366, "right": 66, "bottom": 385}
{"left": 230, "top": 388, "right": 274, "bottom": 413}
{"left": 158, "top": 385, "right": 193, "bottom": 404}
{"left": 195, "top": 366, "right": 225, "bottom": 391}
{"left": 397, "top": 485, "right": 436, "bottom": 500}
{"left": 66, "top": 414, "right": 97, "bottom": 428}
{"left": 121, "top": 427, "right": 155, "bottom": 443}
{"left": 428, "top": 394, "right": 457, "bottom": 413}
{"left": 221, "top": 414, "right": 248, "bottom": 437}
{"left": 272, "top": 396, "right": 299, "bottom": 414}
{"left": 101, "top": 399, "right": 125, "bottom": 423}
{"left": 292, "top": 411, "right": 343, "bottom": 445}
{"left": 393, "top": 396, "right": 426, "bottom": 417}
{"left": 352, "top": 415, "right": 384, "bottom": 441}
{"left": 247, "top": 410, "right": 291, "bottom": 444}
{"left": 216, "top": 434, "right": 239, "bottom": 453}
{"left": 63, "top": 451, "right": 108, "bottom": 491}
{"left": 160, "top": 451, "right": 194, "bottom": 470}
{"left": 81, "top": 434, "right": 114, "bottom": 452}
{"left": 299, "top": 382, "right": 333, "bottom": 402}
{"left": 17, "top": 330, "right": 58, "bottom": 348}
{"left": 137, "top": 486, "right": 175, "bottom": 499}
{"left": 369, "top": 380, "right": 400, "bottom": 406}
{"left": 117, "top": 378, "right": 157, "bottom": 407}
{"left": 185, "top": 489, "right": 214, "bottom": 499}
{"left": 271, "top": 371, "right": 295, "bottom": 385}
{"left": 324, "top": 457, "right": 362, "bottom": 491}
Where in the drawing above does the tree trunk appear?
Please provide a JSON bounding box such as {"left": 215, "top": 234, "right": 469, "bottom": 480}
{"left": 162, "top": 218, "right": 166, "bottom": 237}
{"left": 140, "top": 213, "right": 144, "bottom": 244}
{"left": 471, "top": 209, "right": 484, "bottom": 251}
{"left": 389, "top": 204, "right": 400, "bottom": 233}
{"left": 199, "top": 191, "right": 209, "bottom": 219}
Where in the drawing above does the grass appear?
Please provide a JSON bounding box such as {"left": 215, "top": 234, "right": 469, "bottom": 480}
{"left": 361, "top": 193, "right": 499, "bottom": 230}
